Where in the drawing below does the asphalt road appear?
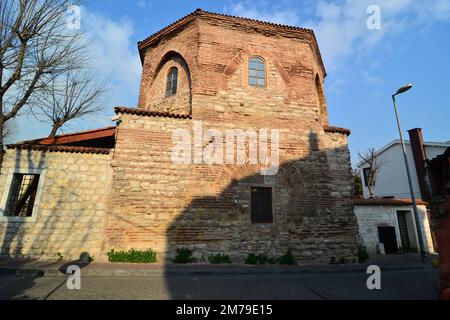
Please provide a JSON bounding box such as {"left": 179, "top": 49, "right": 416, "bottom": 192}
{"left": 0, "top": 268, "right": 440, "bottom": 300}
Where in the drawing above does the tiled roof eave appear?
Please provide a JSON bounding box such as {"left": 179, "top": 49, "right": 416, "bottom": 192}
{"left": 137, "top": 9, "right": 326, "bottom": 77}
{"left": 14, "top": 126, "right": 116, "bottom": 146}
{"left": 138, "top": 9, "right": 316, "bottom": 49}
{"left": 114, "top": 107, "right": 192, "bottom": 119}
{"left": 6, "top": 144, "right": 111, "bottom": 155}
{"left": 354, "top": 198, "right": 428, "bottom": 206}
{"left": 324, "top": 126, "right": 351, "bottom": 136}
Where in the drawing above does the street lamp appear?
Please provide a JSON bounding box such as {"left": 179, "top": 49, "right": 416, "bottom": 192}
{"left": 392, "top": 83, "right": 427, "bottom": 262}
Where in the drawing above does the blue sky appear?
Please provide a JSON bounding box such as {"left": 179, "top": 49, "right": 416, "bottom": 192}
{"left": 12, "top": 0, "right": 450, "bottom": 165}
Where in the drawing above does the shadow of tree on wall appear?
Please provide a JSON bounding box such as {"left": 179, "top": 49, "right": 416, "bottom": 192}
{"left": 164, "top": 132, "right": 358, "bottom": 299}
{"left": 0, "top": 149, "right": 98, "bottom": 299}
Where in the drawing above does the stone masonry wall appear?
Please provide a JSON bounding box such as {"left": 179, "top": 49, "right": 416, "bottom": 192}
{"left": 104, "top": 17, "right": 358, "bottom": 263}
{"left": 355, "top": 204, "right": 435, "bottom": 255}
{"left": 0, "top": 149, "right": 112, "bottom": 261}
{"left": 0, "top": 14, "right": 358, "bottom": 264}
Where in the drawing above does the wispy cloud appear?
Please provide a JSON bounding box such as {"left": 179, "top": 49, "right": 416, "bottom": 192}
{"left": 228, "top": 2, "right": 300, "bottom": 25}
{"left": 137, "top": 1, "right": 147, "bottom": 9}
{"left": 83, "top": 9, "right": 141, "bottom": 107}
{"left": 228, "top": 0, "right": 450, "bottom": 73}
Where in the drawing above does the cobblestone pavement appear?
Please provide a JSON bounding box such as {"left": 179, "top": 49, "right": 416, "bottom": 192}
{"left": 0, "top": 268, "right": 439, "bottom": 300}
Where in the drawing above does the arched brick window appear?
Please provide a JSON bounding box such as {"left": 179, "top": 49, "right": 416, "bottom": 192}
{"left": 165, "top": 67, "right": 178, "bottom": 97}
{"left": 248, "top": 57, "right": 265, "bottom": 87}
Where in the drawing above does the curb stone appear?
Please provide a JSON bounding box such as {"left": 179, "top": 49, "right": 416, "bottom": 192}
{"left": 0, "top": 264, "right": 434, "bottom": 277}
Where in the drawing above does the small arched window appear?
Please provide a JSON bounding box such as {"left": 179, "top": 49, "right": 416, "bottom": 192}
{"left": 248, "top": 57, "right": 265, "bottom": 87}
{"left": 315, "top": 75, "right": 325, "bottom": 117}
{"left": 165, "top": 67, "right": 178, "bottom": 97}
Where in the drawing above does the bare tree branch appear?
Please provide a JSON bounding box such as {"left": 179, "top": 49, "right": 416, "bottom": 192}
{"left": 33, "top": 69, "right": 109, "bottom": 136}
{"left": 359, "top": 148, "right": 387, "bottom": 198}
{"left": 0, "top": 0, "right": 86, "bottom": 170}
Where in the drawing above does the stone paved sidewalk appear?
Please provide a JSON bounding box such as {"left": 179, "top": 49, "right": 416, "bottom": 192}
{"left": 0, "top": 253, "right": 437, "bottom": 277}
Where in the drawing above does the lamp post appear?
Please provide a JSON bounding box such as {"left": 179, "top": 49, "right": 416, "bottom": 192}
{"left": 392, "top": 83, "right": 426, "bottom": 262}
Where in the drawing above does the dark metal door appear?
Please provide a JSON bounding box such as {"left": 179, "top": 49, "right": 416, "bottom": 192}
{"left": 378, "top": 226, "right": 399, "bottom": 254}
{"left": 397, "top": 211, "right": 411, "bottom": 251}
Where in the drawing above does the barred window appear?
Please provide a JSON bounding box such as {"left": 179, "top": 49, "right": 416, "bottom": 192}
{"left": 248, "top": 57, "right": 265, "bottom": 87}
{"left": 165, "top": 67, "right": 178, "bottom": 97}
{"left": 4, "top": 173, "right": 40, "bottom": 217}
{"left": 250, "top": 186, "right": 273, "bottom": 223}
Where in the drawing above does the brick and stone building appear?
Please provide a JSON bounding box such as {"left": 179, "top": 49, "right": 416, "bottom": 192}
{"left": 354, "top": 198, "right": 435, "bottom": 255}
{"left": 0, "top": 9, "right": 358, "bottom": 263}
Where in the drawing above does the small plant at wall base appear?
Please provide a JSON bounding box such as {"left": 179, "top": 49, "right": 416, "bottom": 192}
{"left": 358, "top": 245, "right": 370, "bottom": 263}
{"left": 208, "top": 254, "right": 231, "bottom": 264}
{"left": 244, "top": 253, "right": 259, "bottom": 265}
{"left": 329, "top": 256, "right": 350, "bottom": 265}
{"left": 57, "top": 252, "right": 64, "bottom": 262}
{"left": 258, "top": 254, "right": 278, "bottom": 265}
{"left": 244, "top": 253, "right": 277, "bottom": 265}
{"left": 278, "top": 249, "right": 297, "bottom": 265}
{"left": 173, "top": 248, "right": 197, "bottom": 264}
{"left": 107, "top": 249, "right": 157, "bottom": 263}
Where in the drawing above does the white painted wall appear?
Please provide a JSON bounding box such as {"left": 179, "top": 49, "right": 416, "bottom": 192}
{"left": 354, "top": 204, "right": 435, "bottom": 255}
{"left": 359, "top": 142, "right": 449, "bottom": 199}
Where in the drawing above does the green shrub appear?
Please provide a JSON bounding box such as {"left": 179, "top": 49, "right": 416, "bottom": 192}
{"left": 245, "top": 253, "right": 259, "bottom": 265}
{"left": 57, "top": 252, "right": 64, "bottom": 262}
{"left": 329, "top": 256, "right": 337, "bottom": 265}
{"left": 244, "top": 253, "right": 278, "bottom": 265}
{"left": 358, "top": 245, "right": 370, "bottom": 263}
{"left": 278, "top": 249, "right": 297, "bottom": 265}
{"left": 268, "top": 257, "right": 278, "bottom": 265}
{"left": 208, "top": 254, "right": 231, "bottom": 264}
{"left": 173, "top": 248, "right": 197, "bottom": 264}
{"left": 107, "top": 248, "right": 157, "bottom": 263}
{"left": 259, "top": 255, "right": 278, "bottom": 265}
{"left": 354, "top": 175, "right": 363, "bottom": 197}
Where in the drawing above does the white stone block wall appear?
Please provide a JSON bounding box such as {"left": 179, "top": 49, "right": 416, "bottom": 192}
{"left": 0, "top": 149, "right": 112, "bottom": 261}
{"left": 355, "top": 204, "right": 435, "bottom": 255}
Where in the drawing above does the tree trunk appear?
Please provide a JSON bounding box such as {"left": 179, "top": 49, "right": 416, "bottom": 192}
{"left": 0, "top": 115, "right": 4, "bottom": 174}
{"left": 49, "top": 123, "right": 62, "bottom": 137}
{"left": 0, "top": 67, "right": 3, "bottom": 172}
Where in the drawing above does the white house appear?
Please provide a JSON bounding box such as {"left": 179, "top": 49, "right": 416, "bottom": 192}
{"left": 354, "top": 128, "right": 448, "bottom": 255}
{"left": 357, "top": 138, "right": 450, "bottom": 199}
{"left": 354, "top": 199, "right": 435, "bottom": 255}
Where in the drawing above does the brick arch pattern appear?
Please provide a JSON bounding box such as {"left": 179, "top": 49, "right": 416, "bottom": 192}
{"left": 209, "top": 155, "right": 303, "bottom": 194}
{"left": 139, "top": 48, "right": 199, "bottom": 110}
{"left": 141, "top": 50, "right": 196, "bottom": 114}
{"left": 150, "top": 51, "right": 192, "bottom": 87}
{"left": 223, "top": 46, "right": 292, "bottom": 88}
{"left": 143, "top": 46, "right": 198, "bottom": 83}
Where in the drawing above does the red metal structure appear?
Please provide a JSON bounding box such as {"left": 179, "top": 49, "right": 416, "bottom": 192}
{"left": 426, "top": 148, "right": 450, "bottom": 300}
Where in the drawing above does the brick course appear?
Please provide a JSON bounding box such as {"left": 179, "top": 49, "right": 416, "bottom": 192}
{"left": 0, "top": 10, "right": 358, "bottom": 263}
{"left": 104, "top": 12, "right": 358, "bottom": 263}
